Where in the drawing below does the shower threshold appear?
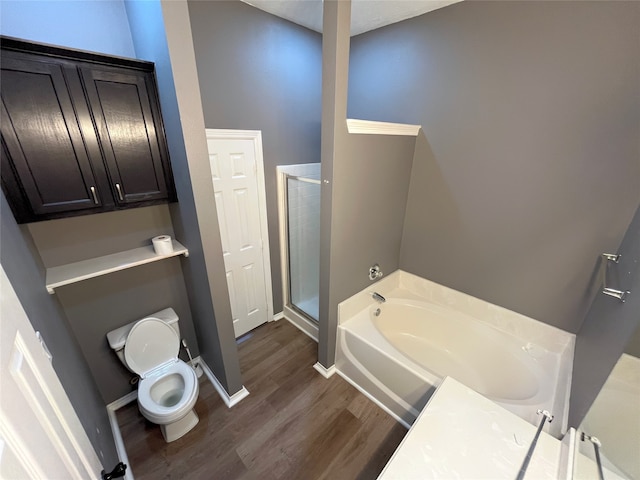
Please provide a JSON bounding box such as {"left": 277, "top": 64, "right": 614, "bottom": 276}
{"left": 283, "top": 303, "right": 319, "bottom": 342}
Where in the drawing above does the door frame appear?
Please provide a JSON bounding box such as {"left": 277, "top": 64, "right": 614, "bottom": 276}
{"left": 204, "top": 128, "right": 274, "bottom": 327}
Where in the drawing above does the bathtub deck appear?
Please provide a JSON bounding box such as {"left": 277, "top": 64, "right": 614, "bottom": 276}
{"left": 116, "top": 319, "right": 407, "bottom": 479}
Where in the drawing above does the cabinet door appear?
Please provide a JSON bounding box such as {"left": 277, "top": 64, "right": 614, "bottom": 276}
{"left": 0, "top": 54, "right": 104, "bottom": 218}
{"left": 80, "top": 66, "right": 169, "bottom": 205}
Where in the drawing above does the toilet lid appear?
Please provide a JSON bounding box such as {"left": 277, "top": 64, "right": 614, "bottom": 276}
{"left": 124, "top": 317, "right": 179, "bottom": 376}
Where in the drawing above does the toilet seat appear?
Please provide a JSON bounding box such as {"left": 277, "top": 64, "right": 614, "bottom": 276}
{"left": 137, "top": 361, "right": 199, "bottom": 424}
{"left": 124, "top": 317, "right": 180, "bottom": 377}
{"left": 124, "top": 317, "right": 199, "bottom": 425}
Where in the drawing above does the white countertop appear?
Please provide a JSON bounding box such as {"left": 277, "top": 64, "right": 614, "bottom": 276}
{"left": 378, "top": 376, "right": 564, "bottom": 479}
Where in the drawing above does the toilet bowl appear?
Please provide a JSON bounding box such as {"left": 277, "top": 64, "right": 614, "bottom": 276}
{"left": 107, "top": 309, "right": 200, "bottom": 443}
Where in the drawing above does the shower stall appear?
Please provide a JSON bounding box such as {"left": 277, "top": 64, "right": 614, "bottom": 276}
{"left": 277, "top": 164, "right": 321, "bottom": 339}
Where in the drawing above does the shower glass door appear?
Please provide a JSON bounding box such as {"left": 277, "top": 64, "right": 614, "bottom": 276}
{"left": 286, "top": 174, "right": 321, "bottom": 321}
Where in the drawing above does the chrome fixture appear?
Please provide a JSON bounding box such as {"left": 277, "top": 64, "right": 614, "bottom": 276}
{"left": 371, "top": 292, "right": 386, "bottom": 304}
{"left": 369, "top": 263, "right": 383, "bottom": 281}
{"left": 181, "top": 338, "right": 203, "bottom": 377}
{"left": 582, "top": 433, "right": 605, "bottom": 480}
{"left": 601, "top": 253, "right": 630, "bottom": 303}
{"left": 181, "top": 338, "right": 194, "bottom": 364}
{"left": 602, "top": 253, "right": 621, "bottom": 263}
{"left": 603, "top": 287, "right": 630, "bottom": 302}
{"left": 516, "top": 410, "right": 553, "bottom": 480}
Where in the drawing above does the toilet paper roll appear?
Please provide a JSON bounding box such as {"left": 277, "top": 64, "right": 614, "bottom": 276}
{"left": 152, "top": 235, "right": 173, "bottom": 255}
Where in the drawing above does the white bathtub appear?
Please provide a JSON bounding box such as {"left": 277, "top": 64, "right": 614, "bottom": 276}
{"left": 335, "top": 271, "right": 574, "bottom": 437}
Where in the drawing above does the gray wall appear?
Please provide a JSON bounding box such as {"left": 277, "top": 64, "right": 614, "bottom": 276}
{"left": 318, "top": 0, "right": 417, "bottom": 367}
{"left": 569, "top": 204, "right": 640, "bottom": 428}
{"left": 126, "top": 0, "right": 244, "bottom": 395}
{"left": 0, "top": 193, "right": 119, "bottom": 468}
{"left": 321, "top": 133, "right": 416, "bottom": 367}
{"left": 27, "top": 206, "right": 198, "bottom": 404}
{"left": 349, "top": 1, "right": 640, "bottom": 333}
{"left": 188, "top": 0, "right": 323, "bottom": 314}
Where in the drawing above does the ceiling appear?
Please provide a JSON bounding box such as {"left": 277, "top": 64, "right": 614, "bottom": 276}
{"left": 241, "top": 0, "right": 462, "bottom": 36}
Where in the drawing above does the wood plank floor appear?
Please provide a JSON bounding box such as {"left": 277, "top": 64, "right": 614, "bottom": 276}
{"left": 116, "top": 320, "right": 407, "bottom": 479}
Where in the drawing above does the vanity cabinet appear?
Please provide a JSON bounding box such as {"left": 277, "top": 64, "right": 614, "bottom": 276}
{"left": 0, "top": 37, "right": 175, "bottom": 223}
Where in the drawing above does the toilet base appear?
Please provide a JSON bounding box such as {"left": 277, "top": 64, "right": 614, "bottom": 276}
{"left": 160, "top": 409, "right": 199, "bottom": 443}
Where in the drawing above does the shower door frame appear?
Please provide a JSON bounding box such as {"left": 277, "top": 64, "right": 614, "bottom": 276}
{"left": 276, "top": 166, "right": 321, "bottom": 342}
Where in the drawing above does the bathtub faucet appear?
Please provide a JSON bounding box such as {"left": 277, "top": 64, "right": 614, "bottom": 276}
{"left": 371, "top": 292, "right": 386, "bottom": 304}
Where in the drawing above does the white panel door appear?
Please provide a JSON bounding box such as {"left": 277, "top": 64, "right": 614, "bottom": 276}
{"left": 0, "top": 266, "right": 103, "bottom": 479}
{"left": 206, "top": 130, "right": 272, "bottom": 338}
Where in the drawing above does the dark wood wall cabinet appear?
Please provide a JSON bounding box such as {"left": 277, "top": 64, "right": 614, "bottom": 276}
{"left": 1, "top": 36, "right": 176, "bottom": 223}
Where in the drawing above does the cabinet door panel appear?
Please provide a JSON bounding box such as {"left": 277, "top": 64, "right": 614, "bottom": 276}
{"left": 81, "top": 67, "right": 168, "bottom": 204}
{"left": 0, "top": 56, "right": 103, "bottom": 215}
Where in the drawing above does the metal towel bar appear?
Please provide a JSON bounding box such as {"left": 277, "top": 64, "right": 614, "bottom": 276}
{"left": 515, "top": 410, "right": 554, "bottom": 480}
{"left": 582, "top": 433, "right": 605, "bottom": 480}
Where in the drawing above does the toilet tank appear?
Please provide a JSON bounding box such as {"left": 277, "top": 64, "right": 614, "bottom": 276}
{"left": 106, "top": 308, "right": 180, "bottom": 369}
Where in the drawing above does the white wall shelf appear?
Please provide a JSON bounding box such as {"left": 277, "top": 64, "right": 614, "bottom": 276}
{"left": 346, "top": 118, "right": 421, "bottom": 136}
{"left": 45, "top": 240, "right": 189, "bottom": 294}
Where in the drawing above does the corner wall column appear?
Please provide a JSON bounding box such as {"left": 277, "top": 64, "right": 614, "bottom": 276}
{"left": 160, "top": 0, "right": 243, "bottom": 394}
{"left": 318, "top": 0, "right": 351, "bottom": 368}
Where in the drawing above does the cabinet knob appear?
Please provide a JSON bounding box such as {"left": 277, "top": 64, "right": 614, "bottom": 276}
{"left": 90, "top": 186, "right": 99, "bottom": 205}
{"left": 115, "top": 183, "right": 124, "bottom": 201}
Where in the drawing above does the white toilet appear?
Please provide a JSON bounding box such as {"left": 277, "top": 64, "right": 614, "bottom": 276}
{"left": 107, "top": 308, "right": 199, "bottom": 442}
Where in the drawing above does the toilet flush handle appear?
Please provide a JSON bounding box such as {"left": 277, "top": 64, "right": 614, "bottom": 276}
{"left": 181, "top": 338, "right": 194, "bottom": 364}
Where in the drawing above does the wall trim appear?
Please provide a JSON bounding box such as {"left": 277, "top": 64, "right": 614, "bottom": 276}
{"left": 273, "top": 311, "right": 284, "bottom": 321}
{"left": 106, "top": 391, "right": 137, "bottom": 480}
{"left": 313, "top": 362, "right": 336, "bottom": 379}
{"left": 200, "top": 358, "right": 250, "bottom": 408}
{"left": 346, "top": 118, "right": 421, "bottom": 136}
{"left": 284, "top": 305, "right": 319, "bottom": 342}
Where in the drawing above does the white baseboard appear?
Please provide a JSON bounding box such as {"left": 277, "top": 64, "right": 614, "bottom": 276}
{"left": 106, "top": 391, "right": 138, "bottom": 480}
{"left": 272, "top": 311, "right": 284, "bottom": 321}
{"left": 227, "top": 385, "right": 251, "bottom": 407}
{"left": 313, "top": 362, "right": 336, "bottom": 379}
{"left": 199, "top": 358, "right": 250, "bottom": 408}
{"left": 102, "top": 355, "right": 251, "bottom": 480}
{"left": 283, "top": 305, "right": 318, "bottom": 342}
{"left": 335, "top": 369, "right": 411, "bottom": 430}
{"left": 107, "top": 390, "right": 137, "bottom": 412}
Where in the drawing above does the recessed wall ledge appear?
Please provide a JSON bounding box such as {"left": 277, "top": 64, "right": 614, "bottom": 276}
{"left": 346, "top": 118, "right": 421, "bottom": 136}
